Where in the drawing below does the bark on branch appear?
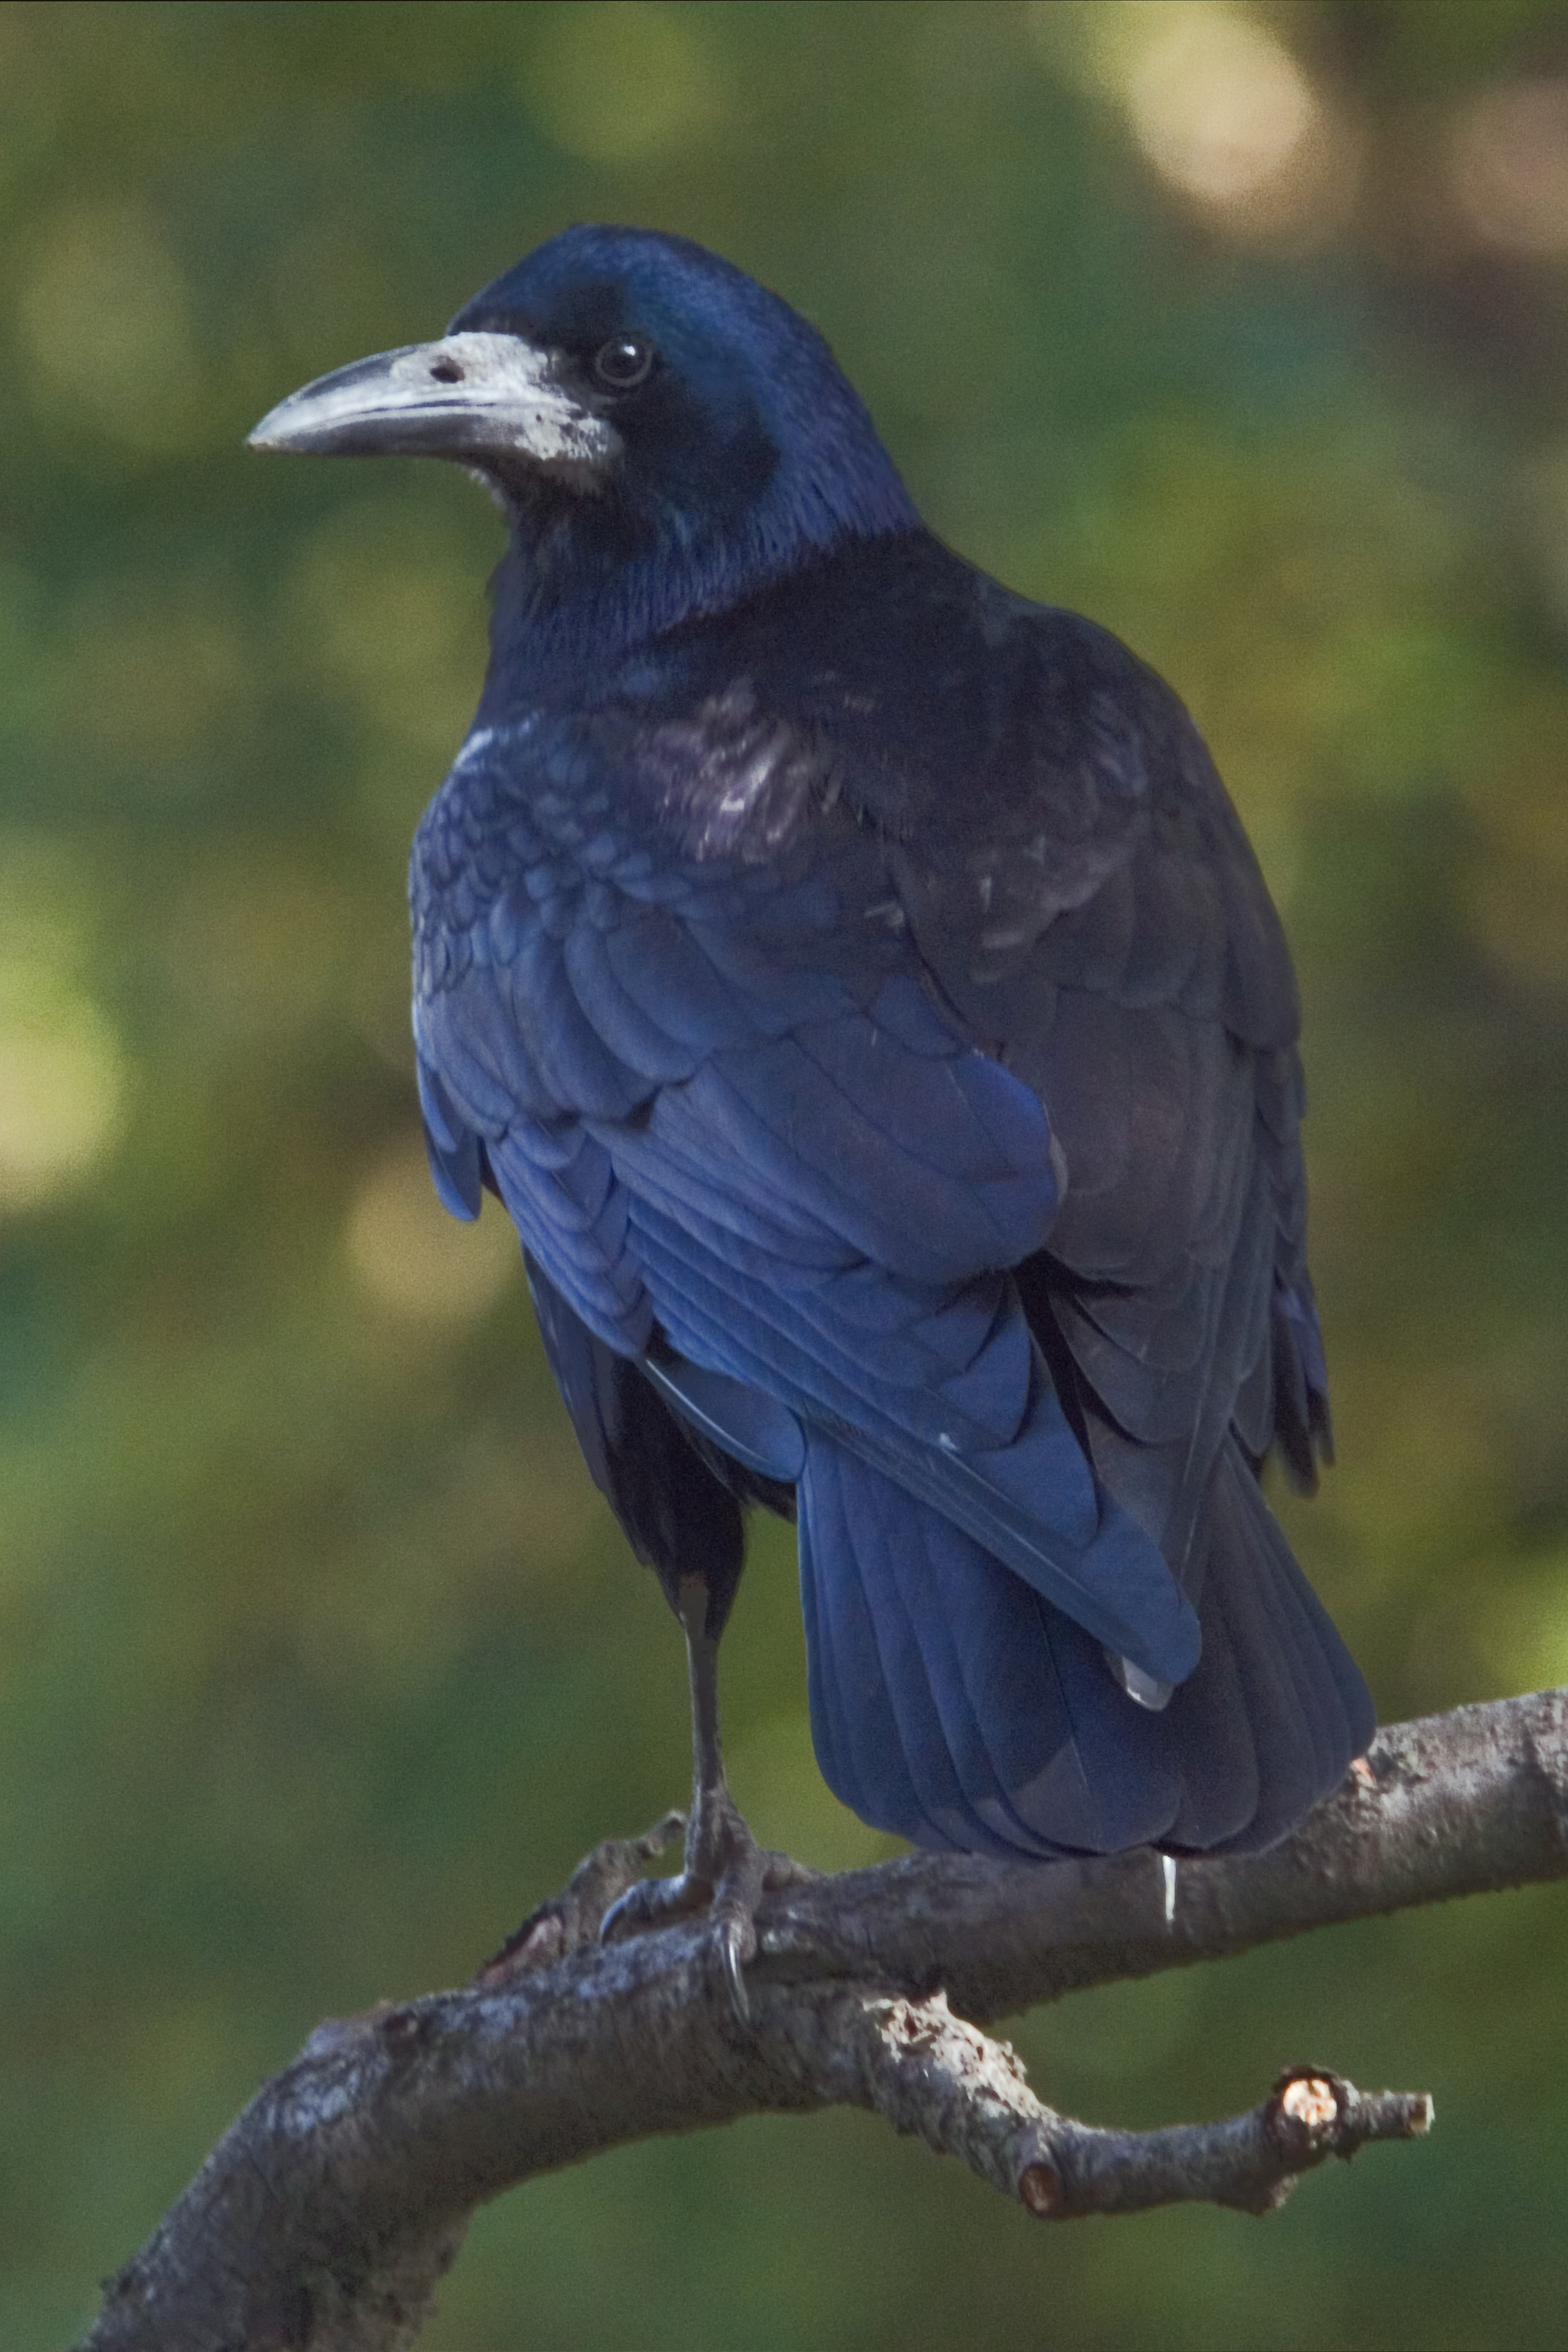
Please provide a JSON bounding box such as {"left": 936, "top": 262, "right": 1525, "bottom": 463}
{"left": 78, "top": 1688, "right": 1568, "bottom": 2352}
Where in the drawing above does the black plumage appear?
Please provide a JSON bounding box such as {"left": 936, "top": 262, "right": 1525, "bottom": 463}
{"left": 251, "top": 226, "right": 1372, "bottom": 1985}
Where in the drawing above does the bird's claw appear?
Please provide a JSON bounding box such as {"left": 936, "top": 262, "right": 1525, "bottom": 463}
{"left": 599, "top": 1786, "right": 811, "bottom": 2026}
{"left": 716, "top": 1907, "right": 751, "bottom": 2024}
{"left": 599, "top": 1864, "right": 712, "bottom": 1943}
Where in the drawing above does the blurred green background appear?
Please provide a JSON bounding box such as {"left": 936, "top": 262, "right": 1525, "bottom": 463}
{"left": 4, "top": 2, "right": 1568, "bottom": 2343}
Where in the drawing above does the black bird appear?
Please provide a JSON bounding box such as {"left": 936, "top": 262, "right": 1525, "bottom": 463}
{"left": 251, "top": 226, "right": 1373, "bottom": 2008}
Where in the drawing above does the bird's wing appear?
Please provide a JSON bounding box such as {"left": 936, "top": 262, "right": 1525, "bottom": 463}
{"left": 412, "top": 710, "right": 1197, "bottom": 1685}
{"left": 845, "top": 597, "right": 1329, "bottom": 1584}
{"left": 785, "top": 586, "right": 1359, "bottom": 1850}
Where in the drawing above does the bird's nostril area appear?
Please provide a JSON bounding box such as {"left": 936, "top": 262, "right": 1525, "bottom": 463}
{"left": 429, "top": 358, "right": 464, "bottom": 384}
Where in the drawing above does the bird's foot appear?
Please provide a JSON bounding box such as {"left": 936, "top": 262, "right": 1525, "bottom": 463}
{"left": 600, "top": 1782, "right": 813, "bottom": 2023}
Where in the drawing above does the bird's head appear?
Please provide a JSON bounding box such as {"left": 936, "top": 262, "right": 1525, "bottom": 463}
{"left": 250, "top": 226, "right": 918, "bottom": 667}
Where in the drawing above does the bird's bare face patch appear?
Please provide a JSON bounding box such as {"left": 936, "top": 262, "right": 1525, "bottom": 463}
{"left": 249, "top": 332, "right": 620, "bottom": 480}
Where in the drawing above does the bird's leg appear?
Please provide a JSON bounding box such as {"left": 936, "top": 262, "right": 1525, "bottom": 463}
{"left": 601, "top": 1574, "right": 810, "bottom": 2021}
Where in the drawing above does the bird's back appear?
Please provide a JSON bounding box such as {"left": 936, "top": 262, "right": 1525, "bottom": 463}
{"left": 410, "top": 525, "right": 1371, "bottom": 1859}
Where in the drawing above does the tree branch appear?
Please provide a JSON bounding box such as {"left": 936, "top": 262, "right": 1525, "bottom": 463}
{"left": 78, "top": 1689, "right": 1568, "bottom": 2352}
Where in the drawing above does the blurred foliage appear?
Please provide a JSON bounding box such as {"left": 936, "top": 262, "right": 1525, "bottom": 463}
{"left": 3, "top": 3, "right": 1568, "bottom": 2344}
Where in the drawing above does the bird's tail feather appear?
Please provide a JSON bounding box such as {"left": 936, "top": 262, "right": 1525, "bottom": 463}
{"left": 800, "top": 1433, "right": 1180, "bottom": 1856}
{"left": 798, "top": 1432, "right": 1371, "bottom": 1859}
{"left": 1162, "top": 1440, "right": 1373, "bottom": 1853}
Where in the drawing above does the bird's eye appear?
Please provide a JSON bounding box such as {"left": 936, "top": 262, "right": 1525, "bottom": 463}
{"left": 592, "top": 335, "right": 656, "bottom": 390}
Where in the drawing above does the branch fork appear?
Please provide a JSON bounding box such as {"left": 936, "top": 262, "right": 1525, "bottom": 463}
{"left": 80, "top": 1686, "right": 1568, "bottom": 2352}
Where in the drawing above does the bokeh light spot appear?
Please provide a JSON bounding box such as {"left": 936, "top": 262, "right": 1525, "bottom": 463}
{"left": 1041, "top": 2, "right": 1353, "bottom": 241}
{"left": 1128, "top": 7, "right": 1317, "bottom": 204}
{"left": 1452, "top": 78, "right": 1568, "bottom": 255}
{"left": 18, "top": 204, "right": 206, "bottom": 453}
{"left": 347, "top": 1145, "right": 520, "bottom": 1323}
{"left": 0, "top": 963, "right": 128, "bottom": 1213}
{"left": 522, "top": 2, "right": 727, "bottom": 164}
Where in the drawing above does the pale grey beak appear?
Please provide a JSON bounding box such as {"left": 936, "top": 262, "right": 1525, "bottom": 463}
{"left": 247, "top": 331, "right": 618, "bottom": 470}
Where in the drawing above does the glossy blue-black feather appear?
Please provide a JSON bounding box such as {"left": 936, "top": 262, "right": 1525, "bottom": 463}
{"left": 406, "top": 226, "right": 1371, "bottom": 1861}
